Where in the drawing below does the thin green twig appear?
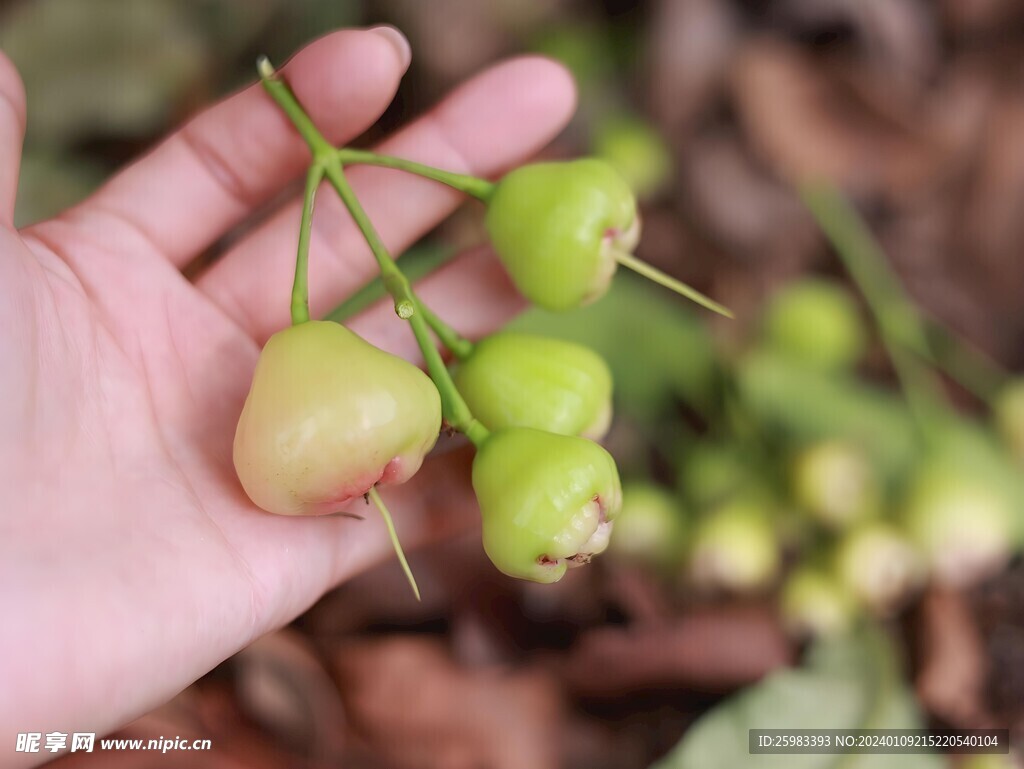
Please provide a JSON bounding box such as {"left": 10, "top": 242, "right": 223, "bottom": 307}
{"left": 258, "top": 57, "right": 334, "bottom": 158}
{"left": 798, "top": 182, "right": 946, "bottom": 437}
{"left": 320, "top": 159, "right": 488, "bottom": 444}
{"left": 417, "top": 301, "right": 475, "bottom": 360}
{"left": 290, "top": 164, "right": 323, "bottom": 325}
{"left": 336, "top": 148, "right": 495, "bottom": 201}
{"left": 259, "top": 56, "right": 489, "bottom": 446}
{"left": 325, "top": 245, "right": 456, "bottom": 323}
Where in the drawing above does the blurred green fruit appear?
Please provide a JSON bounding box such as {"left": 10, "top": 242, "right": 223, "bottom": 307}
{"left": 792, "top": 440, "right": 880, "bottom": 529}
{"left": 688, "top": 495, "right": 780, "bottom": 593}
{"left": 737, "top": 351, "right": 916, "bottom": 484}
{"left": 678, "top": 441, "right": 751, "bottom": 508}
{"left": 593, "top": 114, "right": 673, "bottom": 199}
{"left": 835, "top": 522, "right": 925, "bottom": 615}
{"left": 780, "top": 565, "right": 858, "bottom": 639}
{"left": 903, "top": 462, "right": 1014, "bottom": 588}
{"left": 529, "top": 22, "right": 615, "bottom": 94}
{"left": 608, "top": 482, "right": 687, "bottom": 570}
{"left": 762, "top": 279, "right": 867, "bottom": 372}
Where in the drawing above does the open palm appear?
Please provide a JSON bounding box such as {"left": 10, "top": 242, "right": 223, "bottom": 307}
{"left": 0, "top": 28, "right": 574, "bottom": 746}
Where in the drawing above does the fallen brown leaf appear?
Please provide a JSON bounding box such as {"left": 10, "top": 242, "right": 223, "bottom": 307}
{"left": 560, "top": 604, "right": 793, "bottom": 697}
{"left": 914, "top": 587, "right": 992, "bottom": 727}
{"left": 730, "top": 39, "right": 941, "bottom": 198}
{"left": 334, "top": 635, "right": 564, "bottom": 769}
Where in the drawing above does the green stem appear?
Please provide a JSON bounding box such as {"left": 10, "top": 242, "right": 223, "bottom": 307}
{"left": 322, "top": 159, "right": 415, "bottom": 319}
{"left": 418, "top": 302, "right": 475, "bottom": 360}
{"left": 326, "top": 245, "right": 457, "bottom": 324}
{"left": 406, "top": 306, "right": 490, "bottom": 446}
{"left": 290, "top": 164, "right": 323, "bottom": 325}
{"left": 614, "top": 251, "right": 734, "bottom": 318}
{"left": 337, "top": 148, "right": 495, "bottom": 201}
{"left": 321, "top": 158, "right": 489, "bottom": 446}
{"left": 368, "top": 486, "right": 420, "bottom": 601}
{"left": 257, "top": 57, "right": 486, "bottom": 445}
{"left": 798, "top": 181, "right": 946, "bottom": 436}
{"left": 258, "top": 57, "right": 334, "bottom": 159}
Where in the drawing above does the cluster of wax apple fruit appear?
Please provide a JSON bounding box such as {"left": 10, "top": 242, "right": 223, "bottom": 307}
{"left": 608, "top": 276, "right": 1024, "bottom": 639}
{"left": 232, "top": 65, "right": 715, "bottom": 589}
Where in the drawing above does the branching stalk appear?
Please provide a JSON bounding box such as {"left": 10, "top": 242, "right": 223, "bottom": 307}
{"left": 321, "top": 159, "right": 416, "bottom": 318}
{"left": 418, "top": 302, "right": 475, "bottom": 360}
{"left": 290, "top": 164, "right": 323, "bottom": 325}
{"left": 336, "top": 148, "right": 495, "bottom": 201}
{"left": 258, "top": 57, "right": 489, "bottom": 447}
{"left": 326, "top": 159, "right": 488, "bottom": 444}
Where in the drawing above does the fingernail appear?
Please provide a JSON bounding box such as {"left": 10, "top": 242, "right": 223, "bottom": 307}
{"left": 368, "top": 25, "right": 411, "bottom": 72}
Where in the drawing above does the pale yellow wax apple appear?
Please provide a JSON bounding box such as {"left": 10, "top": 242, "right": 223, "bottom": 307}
{"left": 234, "top": 321, "right": 441, "bottom": 516}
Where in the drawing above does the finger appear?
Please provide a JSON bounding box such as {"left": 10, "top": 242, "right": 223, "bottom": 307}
{"left": 0, "top": 51, "right": 27, "bottom": 228}
{"left": 347, "top": 245, "right": 526, "bottom": 361}
{"left": 198, "top": 56, "right": 576, "bottom": 344}
{"left": 47, "top": 27, "right": 411, "bottom": 267}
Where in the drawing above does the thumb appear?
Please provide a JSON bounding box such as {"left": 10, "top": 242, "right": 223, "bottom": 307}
{"left": 0, "top": 51, "right": 26, "bottom": 228}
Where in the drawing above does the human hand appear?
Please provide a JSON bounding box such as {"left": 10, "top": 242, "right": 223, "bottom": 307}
{"left": 0, "top": 27, "right": 574, "bottom": 751}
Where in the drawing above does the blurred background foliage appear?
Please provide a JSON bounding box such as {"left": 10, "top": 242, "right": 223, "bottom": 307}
{"left": 6, "top": 0, "right": 1024, "bottom": 767}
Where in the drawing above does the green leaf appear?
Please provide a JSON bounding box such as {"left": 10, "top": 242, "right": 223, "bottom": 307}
{"left": 650, "top": 625, "right": 944, "bottom": 769}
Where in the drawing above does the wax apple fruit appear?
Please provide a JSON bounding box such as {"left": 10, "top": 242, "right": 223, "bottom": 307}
{"left": 762, "top": 279, "right": 866, "bottom": 372}
{"left": 903, "top": 463, "right": 1014, "bottom": 588}
{"left": 485, "top": 159, "right": 638, "bottom": 311}
{"left": 472, "top": 427, "right": 622, "bottom": 583}
{"left": 453, "top": 331, "right": 613, "bottom": 438}
{"left": 234, "top": 321, "right": 441, "bottom": 516}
